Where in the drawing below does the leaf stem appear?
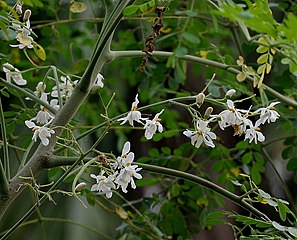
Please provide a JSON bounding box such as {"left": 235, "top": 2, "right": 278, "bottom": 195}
{"left": 110, "top": 50, "right": 297, "bottom": 109}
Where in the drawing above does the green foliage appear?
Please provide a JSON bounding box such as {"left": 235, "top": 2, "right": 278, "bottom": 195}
{"left": 1, "top": 0, "right": 297, "bottom": 240}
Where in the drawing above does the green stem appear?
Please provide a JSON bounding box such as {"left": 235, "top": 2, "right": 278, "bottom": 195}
{"left": 262, "top": 148, "right": 297, "bottom": 216}
{"left": 109, "top": 50, "right": 297, "bottom": 109}
{"left": 0, "top": 77, "right": 57, "bottom": 114}
{"left": 0, "top": 217, "right": 113, "bottom": 239}
{"left": 0, "top": 0, "right": 134, "bottom": 228}
{"left": 137, "top": 163, "right": 270, "bottom": 221}
{"left": 0, "top": 97, "right": 9, "bottom": 180}
{"left": 0, "top": 162, "right": 8, "bottom": 195}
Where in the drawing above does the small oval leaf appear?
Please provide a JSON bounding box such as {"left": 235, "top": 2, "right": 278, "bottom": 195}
{"left": 33, "top": 42, "right": 46, "bottom": 61}
{"left": 123, "top": 5, "right": 139, "bottom": 16}
{"left": 70, "top": 1, "right": 87, "bottom": 13}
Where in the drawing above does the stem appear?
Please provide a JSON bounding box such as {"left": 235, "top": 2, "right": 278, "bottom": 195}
{"left": 0, "top": 217, "right": 113, "bottom": 239}
{"left": 262, "top": 148, "right": 297, "bottom": 216}
{"left": 109, "top": 50, "right": 297, "bottom": 109}
{"left": 137, "top": 163, "right": 270, "bottom": 221}
{"left": 0, "top": 97, "right": 9, "bottom": 180}
{"left": 0, "top": 162, "right": 8, "bottom": 195}
{"left": 0, "top": 0, "right": 134, "bottom": 225}
{"left": 0, "top": 77, "right": 57, "bottom": 114}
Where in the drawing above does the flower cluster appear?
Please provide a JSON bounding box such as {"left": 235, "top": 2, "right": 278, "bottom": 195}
{"left": 90, "top": 141, "right": 142, "bottom": 198}
{"left": 183, "top": 96, "right": 280, "bottom": 149}
{"left": 118, "top": 94, "right": 164, "bottom": 140}
{"left": 10, "top": 8, "right": 34, "bottom": 49}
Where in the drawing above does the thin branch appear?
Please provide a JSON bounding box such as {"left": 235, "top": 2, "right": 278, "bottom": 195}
{"left": 0, "top": 161, "right": 8, "bottom": 195}
{"left": 262, "top": 148, "right": 297, "bottom": 216}
{"left": 137, "top": 163, "right": 271, "bottom": 222}
{"left": 0, "top": 97, "right": 9, "bottom": 180}
{"left": 0, "top": 78, "right": 57, "bottom": 114}
{"left": 110, "top": 50, "right": 297, "bottom": 109}
{"left": 0, "top": 217, "right": 113, "bottom": 239}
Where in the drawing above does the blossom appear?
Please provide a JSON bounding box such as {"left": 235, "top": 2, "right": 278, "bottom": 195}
{"left": 90, "top": 171, "right": 116, "bottom": 198}
{"left": 115, "top": 165, "right": 142, "bottom": 193}
{"left": 25, "top": 120, "right": 55, "bottom": 146}
{"left": 51, "top": 76, "right": 78, "bottom": 99}
{"left": 183, "top": 120, "right": 216, "bottom": 148}
{"left": 117, "top": 94, "right": 147, "bottom": 126}
{"left": 93, "top": 73, "right": 104, "bottom": 89}
{"left": 35, "top": 100, "right": 59, "bottom": 124}
{"left": 112, "top": 141, "right": 131, "bottom": 169}
{"left": 2, "top": 63, "right": 27, "bottom": 85}
{"left": 244, "top": 122, "right": 265, "bottom": 144}
{"left": 29, "top": 94, "right": 59, "bottom": 124}
{"left": 114, "top": 141, "right": 142, "bottom": 193}
{"left": 10, "top": 28, "right": 33, "bottom": 49}
{"left": 255, "top": 102, "right": 280, "bottom": 125}
{"left": 217, "top": 100, "right": 247, "bottom": 130}
{"left": 143, "top": 109, "right": 164, "bottom": 140}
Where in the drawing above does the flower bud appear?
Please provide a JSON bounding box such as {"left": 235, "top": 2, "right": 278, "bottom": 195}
{"left": 23, "top": 9, "right": 31, "bottom": 22}
{"left": 36, "top": 82, "right": 46, "bottom": 93}
{"left": 204, "top": 107, "right": 213, "bottom": 119}
{"left": 16, "top": 4, "right": 22, "bottom": 14}
{"left": 196, "top": 93, "right": 205, "bottom": 106}
{"left": 3, "top": 63, "right": 15, "bottom": 71}
{"left": 225, "top": 89, "right": 236, "bottom": 98}
{"left": 75, "top": 182, "right": 86, "bottom": 192}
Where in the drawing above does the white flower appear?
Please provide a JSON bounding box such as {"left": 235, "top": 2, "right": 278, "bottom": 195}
{"left": 25, "top": 120, "right": 55, "bottom": 146}
{"left": 244, "top": 122, "right": 265, "bottom": 144}
{"left": 36, "top": 100, "right": 59, "bottom": 124}
{"left": 2, "top": 63, "right": 27, "bottom": 85}
{"left": 143, "top": 109, "right": 164, "bottom": 140}
{"left": 93, "top": 73, "right": 104, "bottom": 89}
{"left": 31, "top": 94, "right": 59, "bottom": 124}
{"left": 255, "top": 102, "right": 280, "bottom": 125}
{"left": 113, "top": 141, "right": 142, "bottom": 193}
{"left": 51, "top": 76, "right": 77, "bottom": 99}
{"left": 217, "top": 100, "right": 246, "bottom": 130}
{"left": 115, "top": 165, "right": 142, "bottom": 193}
{"left": 117, "top": 94, "right": 147, "bottom": 126}
{"left": 10, "top": 28, "right": 33, "bottom": 49}
{"left": 183, "top": 120, "right": 216, "bottom": 148}
{"left": 90, "top": 171, "right": 116, "bottom": 198}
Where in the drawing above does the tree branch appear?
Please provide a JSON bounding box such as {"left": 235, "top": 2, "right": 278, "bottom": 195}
{"left": 0, "top": 0, "right": 134, "bottom": 223}
{"left": 109, "top": 50, "right": 297, "bottom": 109}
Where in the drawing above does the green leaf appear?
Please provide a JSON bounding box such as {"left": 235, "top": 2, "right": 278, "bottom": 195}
{"left": 139, "top": 4, "right": 147, "bottom": 13}
{"left": 287, "top": 157, "right": 297, "bottom": 171}
{"left": 70, "top": 1, "right": 87, "bottom": 13}
{"left": 148, "top": 148, "right": 159, "bottom": 157}
{"left": 182, "top": 32, "right": 200, "bottom": 45}
{"left": 242, "top": 152, "right": 253, "bottom": 164}
{"left": 33, "top": 42, "right": 46, "bottom": 61}
{"left": 123, "top": 5, "right": 139, "bottom": 16}
{"left": 174, "top": 47, "right": 188, "bottom": 57}
{"left": 251, "top": 167, "right": 261, "bottom": 184}
{"left": 236, "top": 141, "right": 249, "bottom": 150}
{"left": 148, "top": 0, "right": 155, "bottom": 7}
{"left": 256, "top": 45, "right": 268, "bottom": 54}
{"left": 136, "top": 177, "right": 160, "bottom": 187}
{"left": 257, "top": 53, "right": 268, "bottom": 64}
{"left": 48, "top": 167, "right": 64, "bottom": 181}
{"left": 277, "top": 200, "right": 287, "bottom": 221}
{"left": 171, "top": 184, "right": 180, "bottom": 197}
